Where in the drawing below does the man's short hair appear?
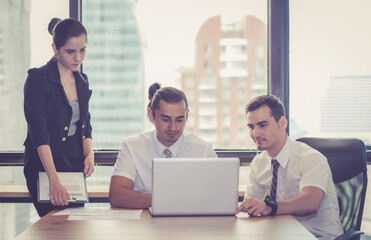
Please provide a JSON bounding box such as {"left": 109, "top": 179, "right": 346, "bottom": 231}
{"left": 148, "top": 82, "right": 188, "bottom": 117}
{"left": 245, "top": 95, "right": 286, "bottom": 122}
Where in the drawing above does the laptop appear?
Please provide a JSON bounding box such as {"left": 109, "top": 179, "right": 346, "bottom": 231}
{"left": 149, "top": 157, "right": 240, "bottom": 216}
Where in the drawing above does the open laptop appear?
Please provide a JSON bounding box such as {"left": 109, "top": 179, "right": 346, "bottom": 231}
{"left": 149, "top": 157, "right": 240, "bottom": 216}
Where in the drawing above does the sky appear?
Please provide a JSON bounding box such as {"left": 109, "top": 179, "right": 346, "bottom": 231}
{"left": 289, "top": 0, "right": 371, "bottom": 135}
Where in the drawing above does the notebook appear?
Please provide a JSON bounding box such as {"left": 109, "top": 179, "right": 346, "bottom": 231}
{"left": 149, "top": 157, "right": 240, "bottom": 216}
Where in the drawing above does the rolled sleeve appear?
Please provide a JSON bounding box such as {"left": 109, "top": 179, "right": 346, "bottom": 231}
{"left": 24, "top": 70, "right": 50, "bottom": 148}
{"left": 112, "top": 141, "right": 137, "bottom": 181}
{"left": 205, "top": 144, "right": 218, "bottom": 158}
{"left": 299, "top": 153, "right": 330, "bottom": 193}
{"left": 83, "top": 111, "right": 93, "bottom": 139}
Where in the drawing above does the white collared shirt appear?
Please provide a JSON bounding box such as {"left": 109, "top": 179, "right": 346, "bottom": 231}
{"left": 112, "top": 130, "right": 217, "bottom": 194}
{"left": 245, "top": 137, "right": 343, "bottom": 240}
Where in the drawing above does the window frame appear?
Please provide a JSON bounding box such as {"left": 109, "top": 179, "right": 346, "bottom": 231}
{"left": 1, "top": 0, "right": 370, "bottom": 165}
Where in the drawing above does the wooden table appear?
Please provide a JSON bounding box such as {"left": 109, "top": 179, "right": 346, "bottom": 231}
{"left": 16, "top": 209, "right": 316, "bottom": 240}
{"left": 0, "top": 184, "right": 110, "bottom": 202}
{"left": 0, "top": 185, "right": 247, "bottom": 202}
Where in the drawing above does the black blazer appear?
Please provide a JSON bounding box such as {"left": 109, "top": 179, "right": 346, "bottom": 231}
{"left": 23, "top": 59, "right": 92, "bottom": 172}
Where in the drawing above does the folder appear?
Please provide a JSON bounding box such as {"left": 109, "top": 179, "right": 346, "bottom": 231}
{"left": 38, "top": 172, "right": 89, "bottom": 203}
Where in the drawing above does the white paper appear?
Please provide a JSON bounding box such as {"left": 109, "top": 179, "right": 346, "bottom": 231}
{"left": 38, "top": 172, "right": 88, "bottom": 203}
{"left": 53, "top": 207, "right": 143, "bottom": 220}
{"left": 53, "top": 207, "right": 109, "bottom": 216}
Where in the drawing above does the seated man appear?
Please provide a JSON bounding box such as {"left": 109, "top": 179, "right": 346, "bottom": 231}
{"left": 109, "top": 82, "right": 217, "bottom": 208}
{"left": 235, "top": 95, "right": 343, "bottom": 240}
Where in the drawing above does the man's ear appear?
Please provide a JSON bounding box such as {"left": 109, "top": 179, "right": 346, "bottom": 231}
{"left": 147, "top": 107, "right": 154, "bottom": 122}
{"left": 279, "top": 116, "right": 288, "bottom": 130}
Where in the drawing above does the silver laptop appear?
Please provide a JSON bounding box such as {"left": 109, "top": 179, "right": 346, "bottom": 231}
{"left": 149, "top": 157, "right": 240, "bottom": 216}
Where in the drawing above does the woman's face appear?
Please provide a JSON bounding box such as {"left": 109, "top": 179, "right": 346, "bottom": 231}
{"left": 54, "top": 34, "right": 87, "bottom": 72}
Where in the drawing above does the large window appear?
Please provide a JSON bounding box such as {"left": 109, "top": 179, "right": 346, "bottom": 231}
{"left": 0, "top": 0, "right": 69, "bottom": 237}
{"left": 82, "top": 0, "right": 267, "bottom": 150}
{"left": 0, "top": 0, "right": 68, "bottom": 151}
{"left": 289, "top": 0, "right": 371, "bottom": 145}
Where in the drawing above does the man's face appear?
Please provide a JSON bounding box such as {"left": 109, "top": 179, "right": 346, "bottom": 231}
{"left": 148, "top": 99, "right": 188, "bottom": 147}
{"left": 246, "top": 105, "right": 287, "bottom": 156}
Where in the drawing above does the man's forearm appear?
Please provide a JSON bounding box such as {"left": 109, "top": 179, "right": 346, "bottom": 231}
{"left": 109, "top": 187, "right": 151, "bottom": 208}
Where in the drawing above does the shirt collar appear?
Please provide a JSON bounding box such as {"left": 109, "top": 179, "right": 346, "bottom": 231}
{"left": 153, "top": 130, "right": 184, "bottom": 157}
{"left": 267, "top": 136, "right": 292, "bottom": 169}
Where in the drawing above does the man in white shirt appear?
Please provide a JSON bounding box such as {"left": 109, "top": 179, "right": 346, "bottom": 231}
{"left": 235, "top": 95, "right": 343, "bottom": 240}
{"left": 109, "top": 83, "right": 217, "bottom": 208}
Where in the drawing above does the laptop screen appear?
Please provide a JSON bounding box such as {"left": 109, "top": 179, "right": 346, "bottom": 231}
{"left": 150, "top": 157, "right": 240, "bottom": 216}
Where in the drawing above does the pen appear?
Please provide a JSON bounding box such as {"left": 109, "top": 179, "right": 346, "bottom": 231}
{"left": 68, "top": 197, "right": 77, "bottom": 202}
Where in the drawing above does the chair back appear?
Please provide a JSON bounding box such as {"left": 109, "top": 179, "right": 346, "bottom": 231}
{"left": 296, "top": 137, "right": 367, "bottom": 234}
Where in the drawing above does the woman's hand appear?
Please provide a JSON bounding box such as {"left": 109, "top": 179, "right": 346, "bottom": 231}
{"left": 84, "top": 153, "right": 94, "bottom": 177}
{"left": 49, "top": 179, "right": 70, "bottom": 206}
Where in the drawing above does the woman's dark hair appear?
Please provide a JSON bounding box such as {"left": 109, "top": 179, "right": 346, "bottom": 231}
{"left": 48, "top": 18, "right": 87, "bottom": 49}
{"left": 148, "top": 82, "right": 188, "bottom": 118}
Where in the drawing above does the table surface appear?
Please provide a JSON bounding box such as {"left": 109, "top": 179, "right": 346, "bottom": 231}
{"left": 16, "top": 208, "right": 316, "bottom": 240}
{"left": 0, "top": 184, "right": 109, "bottom": 198}
{"left": 0, "top": 184, "right": 247, "bottom": 199}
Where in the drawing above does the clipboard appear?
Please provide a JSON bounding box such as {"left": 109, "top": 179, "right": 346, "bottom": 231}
{"left": 38, "top": 172, "right": 89, "bottom": 203}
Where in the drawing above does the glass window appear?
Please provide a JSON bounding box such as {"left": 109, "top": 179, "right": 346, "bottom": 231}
{"left": 185, "top": 76, "right": 195, "bottom": 88}
{"left": 0, "top": 1, "right": 268, "bottom": 152}
{"left": 0, "top": 1, "right": 69, "bottom": 238}
{"left": 82, "top": 0, "right": 267, "bottom": 150}
{"left": 0, "top": 0, "right": 68, "bottom": 151}
{"left": 223, "top": 103, "right": 230, "bottom": 113}
{"left": 186, "top": 89, "right": 194, "bottom": 100}
{"left": 222, "top": 115, "right": 231, "bottom": 126}
{"left": 199, "top": 76, "right": 217, "bottom": 86}
{"left": 238, "top": 89, "right": 245, "bottom": 99}
{"left": 256, "top": 45, "right": 264, "bottom": 57}
{"left": 222, "top": 77, "right": 231, "bottom": 87}
{"left": 223, "top": 130, "right": 230, "bottom": 139}
{"left": 223, "top": 89, "right": 231, "bottom": 100}
{"left": 289, "top": 0, "right": 371, "bottom": 145}
{"left": 204, "top": 44, "right": 212, "bottom": 57}
{"left": 204, "top": 60, "right": 212, "bottom": 73}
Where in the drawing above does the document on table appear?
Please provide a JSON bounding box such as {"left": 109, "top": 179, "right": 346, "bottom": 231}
{"left": 53, "top": 207, "right": 143, "bottom": 220}
{"left": 38, "top": 172, "right": 88, "bottom": 203}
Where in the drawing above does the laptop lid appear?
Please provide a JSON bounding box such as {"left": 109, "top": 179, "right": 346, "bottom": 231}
{"left": 150, "top": 157, "right": 240, "bottom": 216}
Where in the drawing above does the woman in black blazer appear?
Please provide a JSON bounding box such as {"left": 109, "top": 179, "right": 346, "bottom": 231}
{"left": 23, "top": 18, "right": 94, "bottom": 217}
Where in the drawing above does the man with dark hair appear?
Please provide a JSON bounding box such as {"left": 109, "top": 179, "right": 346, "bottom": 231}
{"left": 235, "top": 94, "right": 343, "bottom": 240}
{"left": 109, "top": 83, "right": 217, "bottom": 208}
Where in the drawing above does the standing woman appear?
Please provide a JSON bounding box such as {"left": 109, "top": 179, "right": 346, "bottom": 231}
{"left": 23, "top": 18, "right": 94, "bottom": 217}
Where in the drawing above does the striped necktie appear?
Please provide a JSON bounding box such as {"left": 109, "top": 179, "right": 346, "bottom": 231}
{"left": 270, "top": 159, "right": 280, "bottom": 200}
{"left": 163, "top": 148, "right": 172, "bottom": 158}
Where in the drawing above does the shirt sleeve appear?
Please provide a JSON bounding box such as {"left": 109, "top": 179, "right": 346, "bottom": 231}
{"left": 205, "top": 144, "right": 218, "bottom": 158}
{"left": 112, "top": 140, "right": 137, "bottom": 181}
{"left": 24, "top": 69, "right": 51, "bottom": 148}
{"left": 299, "top": 151, "right": 331, "bottom": 193}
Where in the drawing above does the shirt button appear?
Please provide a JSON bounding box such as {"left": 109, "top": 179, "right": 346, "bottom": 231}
{"left": 64, "top": 126, "right": 69, "bottom": 131}
{"left": 62, "top": 137, "right": 66, "bottom": 142}
{"left": 82, "top": 124, "right": 85, "bottom": 129}
{"left": 82, "top": 136, "right": 86, "bottom": 139}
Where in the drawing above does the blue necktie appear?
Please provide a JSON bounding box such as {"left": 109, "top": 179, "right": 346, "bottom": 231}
{"left": 163, "top": 148, "right": 172, "bottom": 158}
{"left": 270, "top": 159, "right": 280, "bottom": 200}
